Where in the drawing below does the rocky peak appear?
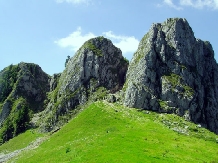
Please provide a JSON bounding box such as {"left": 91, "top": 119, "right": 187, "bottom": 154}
{"left": 15, "top": 62, "right": 50, "bottom": 105}
{"left": 40, "top": 36, "right": 128, "bottom": 131}
{"left": 124, "top": 18, "right": 218, "bottom": 134}
{"left": 1, "top": 18, "right": 218, "bottom": 141}
{"left": 64, "top": 36, "right": 127, "bottom": 92}
{"left": 0, "top": 63, "right": 50, "bottom": 143}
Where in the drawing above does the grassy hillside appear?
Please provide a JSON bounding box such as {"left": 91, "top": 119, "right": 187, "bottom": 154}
{"left": 6, "top": 101, "right": 218, "bottom": 162}
{"left": 0, "top": 129, "right": 44, "bottom": 154}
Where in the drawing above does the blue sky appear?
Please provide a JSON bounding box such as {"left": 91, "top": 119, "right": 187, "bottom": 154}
{"left": 0, "top": 0, "right": 217, "bottom": 75}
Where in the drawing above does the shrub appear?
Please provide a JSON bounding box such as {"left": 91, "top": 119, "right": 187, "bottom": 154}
{"left": 66, "top": 146, "right": 71, "bottom": 153}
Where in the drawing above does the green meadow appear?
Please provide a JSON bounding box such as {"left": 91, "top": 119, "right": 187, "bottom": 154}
{"left": 3, "top": 101, "right": 218, "bottom": 163}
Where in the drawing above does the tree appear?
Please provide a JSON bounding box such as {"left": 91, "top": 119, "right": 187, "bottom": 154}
{"left": 65, "top": 56, "right": 70, "bottom": 67}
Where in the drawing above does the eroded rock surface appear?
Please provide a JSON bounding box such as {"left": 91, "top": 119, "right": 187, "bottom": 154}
{"left": 40, "top": 37, "right": 128, "bottom": 131}
{"left": 123, "top": 18, "right": 218, "bottom": 133}
{"left": 0, "top": 63, "right": 50, "bottom": 142}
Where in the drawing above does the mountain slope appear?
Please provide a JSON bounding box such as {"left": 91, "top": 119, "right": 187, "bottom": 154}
{"left": 0, "top": 63, "right": 50, "bottom": 143}
{"left": 8, "top": 101, "right": 218, "bottom": 163}
{"left": 0, "top": 18, "right": 218, "bottom": 163}
{"left": 0, "top": 36, "right": 128, "bottom": 142}
{"left": 37, "top": 36, "right": 128, "bottom": 132}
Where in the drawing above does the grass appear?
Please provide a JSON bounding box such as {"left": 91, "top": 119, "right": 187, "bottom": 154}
{"left": 159, "top": 100, "right": 168, "bottom": 108}
{"left": 162, "top": 73, "right": 194, "bottom": 98}
{"left": 0, "top": 129, "right": 43, "bottom": 154}
{"left": 7, "top": 101, "right": 218, "bottom": 163}
{"left": 158, "top": 99, "right": 175, "bottom": 113}
{"left": 84, "top": 40, "right": 103, "bottom": 56}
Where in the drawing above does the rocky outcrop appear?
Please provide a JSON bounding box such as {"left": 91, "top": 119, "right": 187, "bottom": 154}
{"left": 0, "top": 63, "right": 50, "bottom": 143}
{"left": 14, "top": 63, "right": 50, "bottom": 110}
{"left": 123, "top": 18, "right": 218, "bottom": 133}
{"left": 40, "top": 36, "right": 128, "bottom": 131}
{"left": 1, "top": 18, "right": 218, "bottom": 139}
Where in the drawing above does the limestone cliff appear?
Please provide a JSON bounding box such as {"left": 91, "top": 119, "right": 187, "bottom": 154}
{"left": 39, "top": 36, "right": 128, "bottom": 131}
{"left": 123, "top": 18, "right": 218, "bottom": 133}
{"left": 1, "top": 18, "right": 218, "bottom": 140}
{"left": 0, "top": 63, "right": 50, "bottom": 143}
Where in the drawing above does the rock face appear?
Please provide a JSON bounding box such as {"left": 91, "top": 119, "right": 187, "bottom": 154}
{"left": 1, "top": 18, "right": 218, "bottom": 140}
{"left": 40, "top": 36, "right": 128, "bottom": 131}
{"left": 61, "top": 36, "right": 128, "bottom": 94}
{"left": 123, "top": 18, "right": 218, "bottom": 133}
{"left": 14, "top": 63, "right": 50, "bottom": 109}
{"left": 0, "top": 63, "right": 50, "bottom": 143}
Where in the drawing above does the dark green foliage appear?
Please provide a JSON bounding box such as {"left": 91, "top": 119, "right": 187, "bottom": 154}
{"left": 26, "top": 63, "right": 39, "bottom": 75}
{"left": 84, "top": 41, "right": 103, "bottom": 56}
{"left": 88, "top": 87, "right": 108, "bottom": 102}
{"left": 0, "top": 64, "right": 20, "bottom": 103}
{"left": 123, "top": 57, "right": 129, "bottom": 64}
{"left": 0, "top": 63, "right": 47, "bottom": 143}
{"left": 65, "top": 146, "right": 71, "bottom": 153}
{"left": 98, "top": 36, "right": 104, "bottom": 41}
{"left": 163, "top": 73, "right": 194, "bottom": 98}
{"left": 0, "top": 98, "right": 31, "bottom": 144}
{"left": 65, "top": 55, "right": 70, "bottom": 67}
{"left": 0, "top": 119, "right": 13, "bottom": 144}
{"left": 12, "top": 101, "right": 31, "bottom": 135}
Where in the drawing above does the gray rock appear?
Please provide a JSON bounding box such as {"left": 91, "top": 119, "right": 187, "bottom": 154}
{"left": 123, "top": 18, "right": 218, "bottom": 134}
{"left": 15, "top": 62, "right": 50, "bottom": 106}
{"left": 40, "top": 36, "right": 128, "bottom": 131}
{"left": 0, "top": 101, "right": 11, "bottom": 126}
{"left": 0, "top": 62, "right": 50, "bottom": 142}
{"left": 50, "top": 73, "right": 61, "bottom": 91}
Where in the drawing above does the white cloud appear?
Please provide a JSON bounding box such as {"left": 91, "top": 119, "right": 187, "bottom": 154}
{"left": 215, "top": 0, "right": 218, "bottom": 8}
{"left": 162, "top": 0, "right": 218, "bottom": 10}
{"left": 180, "top": 0, "right": 193, "bottom": 6}
{"left": 103, "top": 31, "right": 139, "bottom": 54}
{"left": 54, "top": 27, "right": 96, "bottom": 51}
{"left": 163, "top": 0, "right": 183, "bottom": 10}
{"left": 180, "top": 0, "right": 218, "bottom": 9}
{"left": 55, "top": 28, "right": 139, "bottom": 57}
{"left": 56, "top": 0, "right": 91, "bottom": 5}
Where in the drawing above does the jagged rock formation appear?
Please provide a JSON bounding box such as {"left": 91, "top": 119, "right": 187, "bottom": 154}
{"left": 1, "top": 18, "right": 218, "bottom": 141}
{"left": 39, "top": 37, "right": 128, "bottom": 131}
{"left": 0, "top": 63, "right": 50, "bottom": 143}
{"left": 123, "top": 18, "right": 218, "bottom": 133}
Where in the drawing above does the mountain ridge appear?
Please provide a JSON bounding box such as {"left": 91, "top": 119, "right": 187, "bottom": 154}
{"left": 0, "top": 17, "right": 218, "bottom": 144}
{"left": 123, "top": 18, "right": 218, "bottom": 134}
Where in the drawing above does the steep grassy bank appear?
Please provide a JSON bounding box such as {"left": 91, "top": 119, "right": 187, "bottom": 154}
{"left": 8, "top": 101, "right": 218, "bottom": 163}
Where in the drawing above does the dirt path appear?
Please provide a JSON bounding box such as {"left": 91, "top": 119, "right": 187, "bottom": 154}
{"left": 0, "top": 136, "right": 48, "bottom": 163}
